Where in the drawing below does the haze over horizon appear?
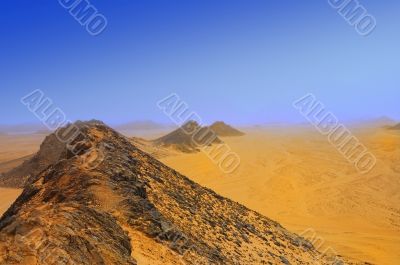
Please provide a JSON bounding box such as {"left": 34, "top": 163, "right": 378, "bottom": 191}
{"left": 1, "top": 0, "right": 399, "bottom": 125}
{"left": 0, "top": 116, "right": 397, "bottom": 129}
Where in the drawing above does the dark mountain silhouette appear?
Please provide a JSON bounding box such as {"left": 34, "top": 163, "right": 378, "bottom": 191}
{"left": 209, "top": 121, "right": 245, "bottom": 137}
{"left": 0, "top": 123, "right": 50, "bottom": 135}
{"left": 0, "top": 120, "right": 362, "bottom": 264}
{"left": 388, "top": 123, "right": 400, "bottom": 130}
{"left": 154, "top": 121, "right": 222, "bottom": 153}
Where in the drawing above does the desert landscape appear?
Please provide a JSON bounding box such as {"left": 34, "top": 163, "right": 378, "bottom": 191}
{"left": 1, "top": 1, "right": 399, "bottom": 264}
{"left": 0, "top": 120, "right": 371, "bottom": 265}
{"left": 0, "top": 121, "right": 399, "bottom": 264}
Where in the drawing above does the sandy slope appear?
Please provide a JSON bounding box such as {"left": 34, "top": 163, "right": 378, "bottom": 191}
{"left": 0, "top": 133, "right": 45, "bottom": 173}
{"left": 161, "top": 126, "right": 400, "bottom": 265}
{"left": 0, "top": 134, "right": 42, "bottom": 216}
{"left": 0, "top": 188, "right": 22, "bottom": 216}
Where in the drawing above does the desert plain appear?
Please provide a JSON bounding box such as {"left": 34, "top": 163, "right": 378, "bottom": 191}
{"left": 160, "top": 125, "right": 400, "bottom": 265}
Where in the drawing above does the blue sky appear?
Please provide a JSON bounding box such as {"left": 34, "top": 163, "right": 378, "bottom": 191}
{"left": 0, "top": 0, "right": 399, "bottom": 125}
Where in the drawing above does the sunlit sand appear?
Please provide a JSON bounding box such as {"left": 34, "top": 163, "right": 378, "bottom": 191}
{"left": 0, "top": 134, "right": 43, "bottom": 216}
{"left": 0, "top": 188, "right": 21, "bottom": 216}
{"left": 161, "top": 125, "right": 400, "bottom": 265}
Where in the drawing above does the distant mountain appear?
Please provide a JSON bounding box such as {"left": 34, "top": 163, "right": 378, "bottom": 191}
{"left": 154, "top": 121, "right": 222, "bottom": 152}
{"left": 0, "top": 123, "right": 50, "bottom": 135}
{"left": 114, "top": 120, "right": 173, "bottom": 131}
{"left": 388, "top": 123, "right": 400, "bottom": 130}
{"left": 0, "top": 120, "right": 359, "bottom": 264}
{"left": 346, "top": 116, "right": 396, "bottom": 128}
{"left": 209, "top": 121, "right": 245, "bottom": 137}
{"left": 33, "top": 129, "right": 52, "bottom": 135}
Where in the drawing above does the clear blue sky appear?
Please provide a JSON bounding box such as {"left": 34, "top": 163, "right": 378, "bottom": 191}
{"left": 0, "top": 0, "right": 399, "bottom": 125}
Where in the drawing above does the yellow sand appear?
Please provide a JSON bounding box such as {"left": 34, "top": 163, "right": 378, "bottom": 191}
{"left": 0, "top": 133, "right": 45, "bottom": 173}
{"left": 0, "top": 134, "right": 43, "bottom": 216}
{"left": 0, "top": 188, "right": 22, "bottom": 216}
{"left": 161, "top": 126, "right": 400, "bottom": 265}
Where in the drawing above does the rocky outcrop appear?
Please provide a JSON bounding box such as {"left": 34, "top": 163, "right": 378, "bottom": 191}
{"left": 154, "top": 121, "right": 222, "bottom": 153}
{"left": 209, "top": 121, "right": 245, "bottom": 137}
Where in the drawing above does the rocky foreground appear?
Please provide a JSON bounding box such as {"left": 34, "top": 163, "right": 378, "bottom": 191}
{"left": 0, "top": 121, "right": 365, "bottom": 264}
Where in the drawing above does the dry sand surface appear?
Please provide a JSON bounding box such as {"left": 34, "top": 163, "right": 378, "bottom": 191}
{"left": 0, "top": 134, "right": 44, "bottom": 216}
{"left": 0, "top": 188, "right": 22, "bottom": 216}
{"left": 161, "top": 126, "right": 400, "bottom": 265}
{"left": 0, "top": 133, "right": 46, "bottom": 173}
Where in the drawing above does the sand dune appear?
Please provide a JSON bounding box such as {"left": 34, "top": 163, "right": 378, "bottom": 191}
{"left": 161, "top": 126, "right": 400, "bottom": 265}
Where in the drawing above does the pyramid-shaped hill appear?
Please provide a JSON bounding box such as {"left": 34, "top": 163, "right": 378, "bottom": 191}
{"left": 154, "top": 121, "right": 222, "bottom": 152}
{"left": 0, "top": 121, "right": 363, "bottom": 264}
{"left": 209, "top": 121, "right": 245, "bottom": 137}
